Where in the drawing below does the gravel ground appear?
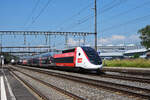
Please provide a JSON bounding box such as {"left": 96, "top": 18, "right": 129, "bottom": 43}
{"left": 12, "top": 66, "right": 139, "bottom": 100}
{"left": 19, "top": 66, "right": 150, "bottom": 90}
{"left": 14, "top": 71, "right": 71, "bottom": 100}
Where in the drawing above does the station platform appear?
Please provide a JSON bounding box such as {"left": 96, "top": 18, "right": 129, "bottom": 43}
{"left": 0, "top": 66, "right": 37, "bottom": 100}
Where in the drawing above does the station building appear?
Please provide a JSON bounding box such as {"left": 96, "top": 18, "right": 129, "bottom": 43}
{"left": 97, "top": 44, "right": 150, "bottom": 59}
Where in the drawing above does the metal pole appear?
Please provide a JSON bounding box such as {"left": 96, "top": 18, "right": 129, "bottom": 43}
{"left": 65, "top": 34, "right": 68, "bottom": 48}
{"left": 24, "top": 34, "right": 26, "bottom": 45}
{"left": 0, "top": 34, "right": 2, "bottom": 53}
{"left": 94, "top": 0, "right": 97, "bottom": 51}
{"left": 83, "top": 35, "right": 85, "bottom": 46}
{"left": 49, "top": 34, "right": 51, "bottom": 52}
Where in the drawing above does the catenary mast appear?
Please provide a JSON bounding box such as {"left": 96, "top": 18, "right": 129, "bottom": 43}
{"left": 94, "top": 0, "right": 97, "bottom": 51}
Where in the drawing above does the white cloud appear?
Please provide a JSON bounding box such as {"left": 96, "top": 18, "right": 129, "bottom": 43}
{"left": 99, "top": 38, "right": 109, "bottom": 44}
{"left": 128, "top": 34, "right": 140, "bottom": 42}
{"left": 65, "top": 34, "right": 140, "bottom": 47}
{"left": 98, "top": 35, "right": 125, "bottom": 45}
{"left": 111, "top": 35, "right": 125, "bottom": 40}
{"left": 67, "top": 38, "right": 84, "bottom": 46}
{"left": 98, "top": 34, "right": 140, "bottom": 45}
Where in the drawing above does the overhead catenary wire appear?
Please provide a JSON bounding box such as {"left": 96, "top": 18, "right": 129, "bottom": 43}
{"left": 62, "top": 0, "right": 126, "bottom": 31}
{"left": 29, "top": 0, "right": 53, "bottom": 27}
{"left": 23, "top": 0, "right": 40, "bottom": 45}
{"left": 56, "top": 1, "right": 94, "bottom": 31}
{"left": 97, "top": 0, "right": 150, "bottom": 42}
{"left": 23, "top": 0, "right": 41, "bottom": 27}
{"left": 100, "top": 1, "right": 150, "bottom": 23}
{"left": 57, "top": 0, "right": 119, "bottom": 31}
{"left": 100, "top": 14, "right": 150, "bottom": 33}
{"left": 23, "top": 0, "right": 52, "bottom": 45}
{"left": 100, "top": 0, "right": 127, "bottom": 13}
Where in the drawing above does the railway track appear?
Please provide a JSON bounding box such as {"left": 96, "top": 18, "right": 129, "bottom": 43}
{"left": 100, "top": 73, "right": 150, "bottom": 84}
{"left": 15, "top": 65, "right": 150, "bottom": 84}
{"left": 9, "top": 68, "right": 49, "bottom": 100}
{"left": 103, "top": 68, "right": 150, "bottom": 76}
{"left": 10, "top": 65, "right": 150, "bottom": 99}
{"left": 8, "top": 67, "right": 85, "bottom": 100}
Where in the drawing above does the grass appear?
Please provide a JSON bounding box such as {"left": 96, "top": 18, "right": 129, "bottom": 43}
{"left": 104, "top": 59, "right": 150, "bottom": 68}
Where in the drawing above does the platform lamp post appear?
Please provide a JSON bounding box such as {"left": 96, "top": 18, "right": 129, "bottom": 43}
{"left": 0, "top": 34, "right": 2, "bottom": 67}
{"left": 1, "top": 55, "right": 4, "bottom": 67}
{"left": 0, "top": 45, "right": 1, "bottom": 67}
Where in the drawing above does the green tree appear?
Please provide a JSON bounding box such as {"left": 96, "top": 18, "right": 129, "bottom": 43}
{"left": 138, "top": 25, "right": 150, "bottom": 49}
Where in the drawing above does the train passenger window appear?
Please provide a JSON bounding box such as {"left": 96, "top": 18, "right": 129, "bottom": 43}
{"left": 78, "top": 53, "right": 81, "bottom": 56}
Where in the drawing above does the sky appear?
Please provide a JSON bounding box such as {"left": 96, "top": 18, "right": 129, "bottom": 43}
{"left": 0, "top": 0, "right": 150, "bottom": 48}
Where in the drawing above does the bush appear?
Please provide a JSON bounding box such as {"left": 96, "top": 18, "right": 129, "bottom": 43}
{"left": 133, "top": 54, "right": 140, "bottom": 58}
{"left": 104, "top": 59, "right": 150, "bottom": 68}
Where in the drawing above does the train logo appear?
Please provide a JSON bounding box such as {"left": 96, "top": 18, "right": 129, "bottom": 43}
{"left": 77, "top": 58, "right": 82, "bottom": 63}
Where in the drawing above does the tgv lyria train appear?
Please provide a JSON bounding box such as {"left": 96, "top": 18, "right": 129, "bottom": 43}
{"left": 20, "top": 46, "right": 103, "bottom": 72}
{"left": 54, "top": 47, "right": 103, "bottom": 72}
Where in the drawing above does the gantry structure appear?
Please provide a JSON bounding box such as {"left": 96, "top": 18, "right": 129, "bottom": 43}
{"left": 0, "top": 31, "right": 95, "bottom": 56}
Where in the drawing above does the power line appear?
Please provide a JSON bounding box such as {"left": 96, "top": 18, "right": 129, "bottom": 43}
{"left": 100, "top": 14, "right": 150, "bottom": 33}
{"left": 101, "top": 0, "right": 116, "bottom": 8}
{"left": 63, "top": 0, "right": 126, "bottom": 31}
{"left": 56, "top": 1, "right": 94, "bottom": 31}
{"left": 79, "top": 0, "right": 126, "bottom": 29}
{"left": 29, "top": 0, "right": 53, "bottom": 26}
{"left": 23, "top": 0, "right": 41, "bottom": 27}
{"left": 100, "top": 0, "right": 127, "bottom": 13}
{"left": 62, "top": 14, "right": 93, "bottom": 31}
{"left": 101, "top": 1, "right": 150, "bottom": 23}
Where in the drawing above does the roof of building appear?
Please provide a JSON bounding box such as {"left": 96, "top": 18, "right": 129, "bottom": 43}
{"left": 124, "top": 48, "right": 147, "bottom": 54}
{"left": 100, "top": 52, "right": 123, "bottom": 57}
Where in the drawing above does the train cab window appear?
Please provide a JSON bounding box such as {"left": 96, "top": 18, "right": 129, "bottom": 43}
{"left": 81, "top": 47, "right": 102, "bottom": 65}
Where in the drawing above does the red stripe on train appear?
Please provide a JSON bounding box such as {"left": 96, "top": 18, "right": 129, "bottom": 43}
{"left": 54, "top": 52, "right": 75, "bottom": 58}
{"left": 55, "top": 63, "right": 75, "bottom": 67}
{"left": 73, "top": 48, "right": 77, "bottom": 66}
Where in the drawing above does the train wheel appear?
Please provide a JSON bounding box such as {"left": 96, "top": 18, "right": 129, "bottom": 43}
{"left": 96, "top": 69, "right": 105, "bottom": 75}
{"left": 77, "top": 68, "right": 85, "bottom": 73}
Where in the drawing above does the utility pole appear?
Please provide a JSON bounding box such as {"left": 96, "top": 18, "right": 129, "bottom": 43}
{"left": 94, "top": 0, "right": 97, "bottom": 51}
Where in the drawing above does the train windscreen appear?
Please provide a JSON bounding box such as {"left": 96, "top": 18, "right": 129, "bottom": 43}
{"left": 82, "top": 47, "right": 102, "bottom": 65}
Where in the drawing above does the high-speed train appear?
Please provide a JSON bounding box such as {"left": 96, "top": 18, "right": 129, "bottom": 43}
{"left": 20, "top": 46, "right": 103, "bottom": 72}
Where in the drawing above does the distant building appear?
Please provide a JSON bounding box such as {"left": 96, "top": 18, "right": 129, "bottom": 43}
{"left": 97, "top": 44, "right": 149, "bottom": 59}
{"left": 123, "top": 48, "right": 147, "bottom": 58}
{"left": 146, "top": 51, "right": 150, "bottom": 58}
{"left": 100, "top": 52, "right": 123, "bottom": 59}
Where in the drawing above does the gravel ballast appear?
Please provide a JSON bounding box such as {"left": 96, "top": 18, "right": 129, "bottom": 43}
{"left": 12, "top": 66, "right": 139, "bottom": 100}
